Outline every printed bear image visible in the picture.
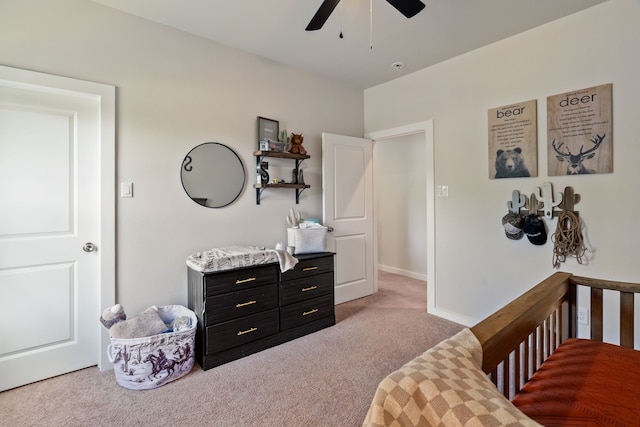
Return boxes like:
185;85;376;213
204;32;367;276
495;147;530;178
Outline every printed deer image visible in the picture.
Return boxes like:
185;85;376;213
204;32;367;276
552;134;605;175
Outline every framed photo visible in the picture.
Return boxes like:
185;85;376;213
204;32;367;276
257;116;279;149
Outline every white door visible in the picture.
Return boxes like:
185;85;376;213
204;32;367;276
0;66;115;391
322;133;375;304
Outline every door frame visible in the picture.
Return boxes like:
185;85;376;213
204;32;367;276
365;120;435;313
0;65;116;370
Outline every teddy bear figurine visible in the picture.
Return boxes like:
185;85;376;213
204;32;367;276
288;133;307;155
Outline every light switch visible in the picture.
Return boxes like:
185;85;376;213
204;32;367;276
437;185;449;197
121;182;133;198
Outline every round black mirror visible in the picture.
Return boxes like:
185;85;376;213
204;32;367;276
181;142;246;208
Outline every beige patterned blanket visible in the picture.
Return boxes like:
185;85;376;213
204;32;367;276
362;329;541;427
186;245;298;273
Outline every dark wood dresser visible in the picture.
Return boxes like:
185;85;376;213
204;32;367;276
187;252;335;370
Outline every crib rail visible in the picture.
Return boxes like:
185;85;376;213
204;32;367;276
569;275;638;348
471;272;640;399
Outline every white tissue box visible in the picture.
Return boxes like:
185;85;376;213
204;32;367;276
287;226;327;254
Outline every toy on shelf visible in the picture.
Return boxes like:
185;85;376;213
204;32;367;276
288;133;307;155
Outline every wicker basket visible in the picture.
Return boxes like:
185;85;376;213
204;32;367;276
287;226;327;254
106;305;197;390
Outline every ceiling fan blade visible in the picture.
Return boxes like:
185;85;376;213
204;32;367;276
385;0;425;18
306;0;341;31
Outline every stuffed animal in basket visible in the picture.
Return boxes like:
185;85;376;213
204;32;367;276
100;304;190;339
288;133;307;155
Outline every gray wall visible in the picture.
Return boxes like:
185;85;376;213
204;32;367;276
3;0;638;345
376;134;427;280
365;0;640;344
0;0;364;314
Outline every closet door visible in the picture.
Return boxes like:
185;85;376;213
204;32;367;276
0;66;115;391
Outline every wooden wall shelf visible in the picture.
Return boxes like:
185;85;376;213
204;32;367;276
254;150;310;204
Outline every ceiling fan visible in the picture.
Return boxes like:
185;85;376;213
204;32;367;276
306;0;426;31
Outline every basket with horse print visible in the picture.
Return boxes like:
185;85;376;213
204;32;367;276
107;305;197;390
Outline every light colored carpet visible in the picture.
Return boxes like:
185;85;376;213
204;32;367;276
0;271;463;427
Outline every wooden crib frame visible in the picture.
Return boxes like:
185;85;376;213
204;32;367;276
470;271;639;399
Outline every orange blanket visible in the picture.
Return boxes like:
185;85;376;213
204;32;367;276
512;338;640;426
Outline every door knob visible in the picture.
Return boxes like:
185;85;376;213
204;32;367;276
83;242;96;252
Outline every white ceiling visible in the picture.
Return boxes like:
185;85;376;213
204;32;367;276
92;0;608;89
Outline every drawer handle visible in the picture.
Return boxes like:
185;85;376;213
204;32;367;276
301;286;318;292
236;277;256;285
303;308;318;316
237;327;257;336
302;266;318;272
236;300;257;308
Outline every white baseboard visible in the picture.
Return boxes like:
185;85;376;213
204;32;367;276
378;264;477;326
428;307;477;328
377;264;426;282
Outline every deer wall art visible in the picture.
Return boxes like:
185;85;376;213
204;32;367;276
552;134;605;175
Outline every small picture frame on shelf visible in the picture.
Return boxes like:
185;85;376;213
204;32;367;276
257;116;279;151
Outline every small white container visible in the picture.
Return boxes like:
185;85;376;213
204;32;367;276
287;226;327;254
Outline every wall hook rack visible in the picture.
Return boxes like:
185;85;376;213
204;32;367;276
535;182;563;219
507;190;527;214
558;186;580;217
507;183;580;219
527;192;543;216
253;150;310;204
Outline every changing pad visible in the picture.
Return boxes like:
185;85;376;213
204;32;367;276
186;245;298;273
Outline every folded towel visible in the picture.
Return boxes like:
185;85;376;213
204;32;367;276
273;248;298;273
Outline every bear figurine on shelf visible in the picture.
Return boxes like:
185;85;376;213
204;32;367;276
288;133;307;155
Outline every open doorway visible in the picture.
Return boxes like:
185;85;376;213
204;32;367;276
375;133;427;281
366;121;435;312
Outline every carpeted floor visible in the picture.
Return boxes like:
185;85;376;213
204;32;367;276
0;271;463;427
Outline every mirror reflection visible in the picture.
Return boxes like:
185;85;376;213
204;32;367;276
181;142;246;208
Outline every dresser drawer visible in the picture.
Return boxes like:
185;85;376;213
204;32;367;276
205;265;277;296
280;254;333;281
205;284;277;326
280;293;334;331
205;308;279;354
279;272;333;306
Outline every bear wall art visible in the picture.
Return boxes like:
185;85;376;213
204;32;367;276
488;99;538;179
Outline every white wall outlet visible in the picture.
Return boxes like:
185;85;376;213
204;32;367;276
437;185;449;197
577;308;589;325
